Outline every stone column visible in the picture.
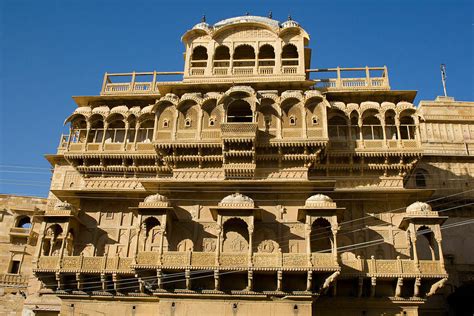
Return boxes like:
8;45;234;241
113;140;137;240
332;226;339;263
248;224;254;266
59;222;70;260
277;270;283;291
436;237;445;269
158;226;166;265
247;270;253;292
306;270;313;292
197;109;203;140
101;122;109;149
305;222;312;266
216;223;222;266
123;121;130;150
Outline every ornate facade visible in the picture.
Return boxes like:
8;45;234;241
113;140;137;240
4;15;473;315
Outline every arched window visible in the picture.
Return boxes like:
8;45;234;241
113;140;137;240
362;111;383;140
258;45;275;66
385;110;397;140
282;44;299;66
191;46;207;68
400;116;415;140
213;46;230;69
214;46;230;60
227;100;253;123
310;218;332;253
415;226;439;260
105;118;125;143
233;45;255;67
137;119;154;143
289;115;296;126
191;46;208;60
17;216;31;229
88;117;104;143
184;118;192;128
222;218;249;252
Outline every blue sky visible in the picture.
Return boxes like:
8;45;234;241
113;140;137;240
0;0;472;197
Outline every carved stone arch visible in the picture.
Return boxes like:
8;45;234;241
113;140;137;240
106;113;126;129
152;94;179;112
257;97;280;134
88;113;105;128
255;227;279;253
380;102;396;116
176;96;201;130
222;217;249;253
202;96;224;128
92;106;110;117
360;101;381;118
178;93;203;109
330;101;346;113
303;90;324;108
64;113;89;128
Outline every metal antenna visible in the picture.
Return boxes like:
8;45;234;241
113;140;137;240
440;64;447;97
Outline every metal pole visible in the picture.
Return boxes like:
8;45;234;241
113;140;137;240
440;64;447;97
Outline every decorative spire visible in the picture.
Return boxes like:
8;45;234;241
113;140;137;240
245;12;250;16
268;11;273;19
201;15;206;23
288;14;292;21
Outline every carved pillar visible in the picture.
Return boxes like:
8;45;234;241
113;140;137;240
113;273;120;294
134;215;142;263
197;109;203;140
172;111;178;141
301;105;307;138
35;221;47;265
380;117;387;146
395;117;402;145
84;121;91;148
101;273;108;292
214;269;220;291
413;277;421;297
370;277;376;297
159;225;166;265
395;277;403;297
358;118;363;144
305;222;312;266
277;270;283;292
436;237;445;269
123;121;130;150
185;269;191;290
247;270;253;291
331;226;339;263
357;277;363;297
248;224;254;266
55;272;62;291
157;269;163;290
101;122;109;148
59;222;70;259
410;227;419;267
76;273;83;291
216;220;222;265
277;110;282;139
306;270;313;292
133;121;140;149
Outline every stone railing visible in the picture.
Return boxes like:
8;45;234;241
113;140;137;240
221;123;258;140
36;256;133;272
340;257;445;276
312;253;336;267
101;71;184;95
310;66;390;91
220;253;247;267
9;227;31;237
0;273;29;287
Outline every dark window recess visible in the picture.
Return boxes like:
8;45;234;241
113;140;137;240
9;260;21;274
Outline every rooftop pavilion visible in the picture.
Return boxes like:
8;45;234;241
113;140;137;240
98;15;391;97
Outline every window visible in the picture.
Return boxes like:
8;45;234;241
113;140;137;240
9;260;21;274
17;217;31;229
415;171;427;188
312;116;318;125
106;212;114;220
289;115;296;126
264;115;272;128
184;118;192;128
209;117;215;126
163;120;169;128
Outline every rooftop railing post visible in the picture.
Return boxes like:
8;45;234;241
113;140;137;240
383;65;390;88
152;70;157;93
365;66;371;87
130;71;136;92
101;72;108;94
336;67;341;89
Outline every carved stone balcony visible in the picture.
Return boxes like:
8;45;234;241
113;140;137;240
0;273;29;288
221;123;258;141
34;256;133;273
9;227;31;238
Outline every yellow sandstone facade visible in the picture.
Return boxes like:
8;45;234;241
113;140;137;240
1;15;473;316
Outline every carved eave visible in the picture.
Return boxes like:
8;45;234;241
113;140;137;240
209;206;262;221
297;206;345;222
399;215;448;230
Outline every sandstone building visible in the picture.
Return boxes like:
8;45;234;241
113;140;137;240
2;15;473;316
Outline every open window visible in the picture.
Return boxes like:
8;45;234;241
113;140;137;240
227;100;253;123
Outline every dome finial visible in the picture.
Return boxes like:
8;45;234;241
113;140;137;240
288;14;292;21
268;11;273;19
245;12;250;16
201;15;206;23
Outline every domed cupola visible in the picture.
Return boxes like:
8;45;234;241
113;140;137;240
305;194;336;209
192;15;211;31
139;193;171;208
218;193;254;208
406;201;436;215
281;15;300;29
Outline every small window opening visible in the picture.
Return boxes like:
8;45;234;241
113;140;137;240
106;212;114;219
312;116;318;125
17;217;31;229
163;120;169;128
289;116;296;126
209;117;215;126
9;260;21;274
184;118;192;128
